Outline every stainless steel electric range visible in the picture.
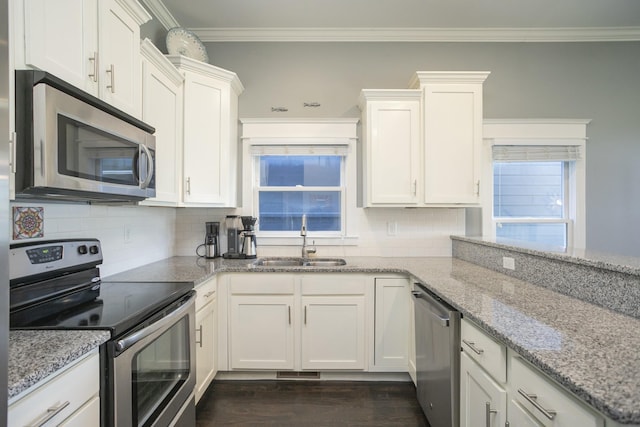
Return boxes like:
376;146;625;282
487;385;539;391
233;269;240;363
9;239;196;427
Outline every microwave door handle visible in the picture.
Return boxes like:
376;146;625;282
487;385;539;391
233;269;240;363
140;144;154;189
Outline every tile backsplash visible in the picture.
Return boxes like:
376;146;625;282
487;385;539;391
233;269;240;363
8;202;463;276
9;202;176;277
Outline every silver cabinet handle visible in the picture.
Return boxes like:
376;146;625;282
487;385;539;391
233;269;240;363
88;52;98;82
186;177;191;195
288;305;291;325
204;291;215;298
27;401;70;427
304;306;307;325
106;64;115;92
9;131;16;173
195;325;203;347
517;389;557;420
485;401;497;427
413;179;417;196
476;180;481;196
462;339;484;355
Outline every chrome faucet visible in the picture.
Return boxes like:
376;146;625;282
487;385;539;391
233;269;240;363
300;214;316;257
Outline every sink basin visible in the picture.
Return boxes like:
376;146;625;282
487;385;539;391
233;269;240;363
253;258;304;267
252;258;346;267
302;258;347;267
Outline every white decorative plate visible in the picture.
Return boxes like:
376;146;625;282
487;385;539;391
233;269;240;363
166;27;209;63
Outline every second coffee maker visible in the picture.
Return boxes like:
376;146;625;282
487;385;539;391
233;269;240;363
223;215;243;259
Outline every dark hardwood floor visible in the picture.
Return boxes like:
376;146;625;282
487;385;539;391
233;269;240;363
196;380;430;427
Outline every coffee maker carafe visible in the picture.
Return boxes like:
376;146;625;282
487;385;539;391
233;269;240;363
223;215;243;259
196;221;220;258
240;216;258;259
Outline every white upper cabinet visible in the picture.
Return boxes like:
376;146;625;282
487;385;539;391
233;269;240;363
168;56;244;207
410;71;489;205
14;0;150;117
361;72;489;207
359;90;422;207
139;39;183;206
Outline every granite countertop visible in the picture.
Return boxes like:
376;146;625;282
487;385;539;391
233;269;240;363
106;255;640;424
8;330;110;401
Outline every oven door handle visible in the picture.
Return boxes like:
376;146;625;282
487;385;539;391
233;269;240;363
115;292;195;353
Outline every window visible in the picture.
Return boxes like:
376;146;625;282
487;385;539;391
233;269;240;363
493;160;570;248
256;154;344;233
482;120;589;251
241;118;359;246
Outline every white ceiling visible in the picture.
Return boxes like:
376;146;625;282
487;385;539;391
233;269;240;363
147;0;640;42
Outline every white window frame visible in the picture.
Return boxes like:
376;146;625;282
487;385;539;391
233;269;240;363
482;119;589;250
240;118;359;246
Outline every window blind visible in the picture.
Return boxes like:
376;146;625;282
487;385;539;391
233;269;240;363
250;144;349;156
492;145;581;162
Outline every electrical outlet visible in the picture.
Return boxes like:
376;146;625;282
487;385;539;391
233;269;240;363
387;221;397;236
502;256;515;270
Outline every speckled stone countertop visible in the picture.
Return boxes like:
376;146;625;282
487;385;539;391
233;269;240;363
105;255;640;424
8;330;110;401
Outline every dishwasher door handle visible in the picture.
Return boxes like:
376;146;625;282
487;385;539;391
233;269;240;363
412;291;450;327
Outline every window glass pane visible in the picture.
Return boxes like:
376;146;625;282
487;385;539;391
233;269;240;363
497;222;567;248
258;191;341;231
493;162;564;218
260;156;341;187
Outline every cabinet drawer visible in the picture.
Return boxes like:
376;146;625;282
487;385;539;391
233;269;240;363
230;274;295;294
301;275;366;295
196;278;216;311
9;351;99;426
461;319;506;383
510;355;604;427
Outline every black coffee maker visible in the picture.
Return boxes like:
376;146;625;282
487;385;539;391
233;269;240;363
197;222;220;258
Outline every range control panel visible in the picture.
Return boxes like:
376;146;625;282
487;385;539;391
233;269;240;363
10;239;103;282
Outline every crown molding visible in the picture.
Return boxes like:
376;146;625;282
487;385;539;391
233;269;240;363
139;0;180;29
116;0;152;25
192;26;640;42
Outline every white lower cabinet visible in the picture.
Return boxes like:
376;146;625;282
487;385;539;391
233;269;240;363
461;318;606;427
373;277;411;371
224;273;370;372
195;278;217;402
460;351;506;427
8;350;100;427
229;294;295;370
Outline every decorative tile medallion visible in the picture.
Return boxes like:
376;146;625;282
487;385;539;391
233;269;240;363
13;207;44;240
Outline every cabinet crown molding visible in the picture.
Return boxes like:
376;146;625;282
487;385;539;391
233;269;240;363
409;71;491;88
115;0;152;25
140;39;184;86
359;89;422;109
167;55;244;94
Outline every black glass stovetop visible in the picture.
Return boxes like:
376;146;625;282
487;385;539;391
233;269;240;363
10;281;193;338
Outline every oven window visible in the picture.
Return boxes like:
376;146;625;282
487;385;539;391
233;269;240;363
132;316;190;427
58;115;140;185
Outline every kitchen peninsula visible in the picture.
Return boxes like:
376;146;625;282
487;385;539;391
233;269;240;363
9;238;640;426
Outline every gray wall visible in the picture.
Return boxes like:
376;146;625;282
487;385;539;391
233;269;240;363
201;41;640;256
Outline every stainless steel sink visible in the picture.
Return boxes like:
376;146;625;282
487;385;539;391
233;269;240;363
252;258;346;267
302;258;347;267
253;258;304;267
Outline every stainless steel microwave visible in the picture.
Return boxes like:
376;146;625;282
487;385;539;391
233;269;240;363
14;71;156;202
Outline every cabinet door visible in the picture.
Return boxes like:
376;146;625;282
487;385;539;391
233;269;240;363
195;300;216;403
423;83;482;204
182;72;229;205
374;278;410;369
229;295;294;370
460;352;506;427
140;48;183;206
98;0;142;117
21;0;99;95
366;99;420;205
300;296;365;370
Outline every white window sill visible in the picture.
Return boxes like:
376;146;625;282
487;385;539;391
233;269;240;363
254;235;359;246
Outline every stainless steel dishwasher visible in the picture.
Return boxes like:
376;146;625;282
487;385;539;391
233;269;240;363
412;283;461;427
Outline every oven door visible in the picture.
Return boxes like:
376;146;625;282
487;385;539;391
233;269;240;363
111;292;195;427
